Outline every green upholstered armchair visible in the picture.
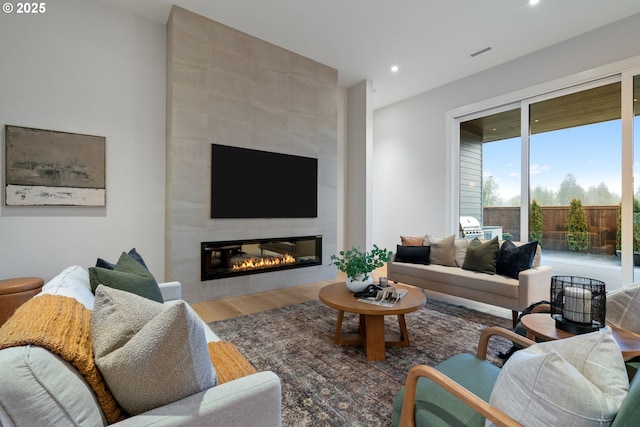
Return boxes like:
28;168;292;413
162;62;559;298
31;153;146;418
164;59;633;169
392;326;640;427
392;327;531;427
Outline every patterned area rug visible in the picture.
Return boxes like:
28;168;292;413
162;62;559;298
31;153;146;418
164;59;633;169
209;298;513;427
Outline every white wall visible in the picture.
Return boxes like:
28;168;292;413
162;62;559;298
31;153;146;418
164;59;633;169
0;0;166;281
346;80;374;251
372;12;640;253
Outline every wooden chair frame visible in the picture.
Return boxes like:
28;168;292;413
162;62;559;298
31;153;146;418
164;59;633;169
398;326;536;427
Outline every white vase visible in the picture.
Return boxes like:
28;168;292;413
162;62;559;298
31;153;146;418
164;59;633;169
346;275;373;293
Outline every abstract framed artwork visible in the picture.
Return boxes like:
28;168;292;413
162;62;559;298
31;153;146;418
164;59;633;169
4;125;106;206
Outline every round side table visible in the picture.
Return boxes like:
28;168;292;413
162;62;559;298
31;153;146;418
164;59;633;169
520;313;575;341
521;312;640;361
0;277;44;326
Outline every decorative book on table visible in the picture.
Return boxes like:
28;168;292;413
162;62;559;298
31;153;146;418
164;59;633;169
358;287;408;307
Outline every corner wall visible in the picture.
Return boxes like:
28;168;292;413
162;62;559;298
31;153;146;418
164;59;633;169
346;80;374;251
166;6;338;302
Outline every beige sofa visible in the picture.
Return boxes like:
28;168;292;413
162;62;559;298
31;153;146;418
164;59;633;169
0;265;282;427
387;236;552;326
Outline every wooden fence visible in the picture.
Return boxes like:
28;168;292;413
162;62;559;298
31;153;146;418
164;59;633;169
483;205;619;255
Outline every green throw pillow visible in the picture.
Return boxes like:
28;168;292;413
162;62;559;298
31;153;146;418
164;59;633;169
461;236;499;274
89;251;163;302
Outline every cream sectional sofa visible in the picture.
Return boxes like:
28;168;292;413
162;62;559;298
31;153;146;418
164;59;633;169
0;265;281;427
387;236;552;326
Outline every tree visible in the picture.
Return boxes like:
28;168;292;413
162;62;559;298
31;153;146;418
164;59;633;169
567;198;589;252
585;183;618;206
482;176;501;207
557;174;585;206
530;199;543;246
530;185;556;206
616;199;640;252
507;195;521;207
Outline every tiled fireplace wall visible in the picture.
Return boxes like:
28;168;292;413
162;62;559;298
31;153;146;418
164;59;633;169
166;6;338;303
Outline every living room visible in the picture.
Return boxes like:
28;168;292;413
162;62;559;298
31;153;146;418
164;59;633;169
2;0;640;425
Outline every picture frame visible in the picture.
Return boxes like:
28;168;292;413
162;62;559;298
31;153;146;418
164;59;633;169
4;125;106;206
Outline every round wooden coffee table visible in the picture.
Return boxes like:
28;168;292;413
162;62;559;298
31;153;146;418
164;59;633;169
521;313;640;361
319;282;426;360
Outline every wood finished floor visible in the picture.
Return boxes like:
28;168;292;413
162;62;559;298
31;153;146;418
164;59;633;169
191;269;370;323
190;278;335;323
191;266;511;324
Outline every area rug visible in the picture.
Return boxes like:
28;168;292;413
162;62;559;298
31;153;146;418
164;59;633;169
209;298;513;427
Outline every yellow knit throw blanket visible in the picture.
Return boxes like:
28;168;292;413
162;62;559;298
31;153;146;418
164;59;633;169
0;294;125;424
0;294;258;423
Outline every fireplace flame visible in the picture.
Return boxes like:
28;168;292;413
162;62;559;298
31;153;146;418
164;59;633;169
232;254;296;271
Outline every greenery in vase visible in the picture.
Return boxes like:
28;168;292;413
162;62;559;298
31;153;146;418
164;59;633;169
330;245;392;281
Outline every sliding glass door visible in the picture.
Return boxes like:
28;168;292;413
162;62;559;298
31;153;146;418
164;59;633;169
527;80;622;287
457;72;640;290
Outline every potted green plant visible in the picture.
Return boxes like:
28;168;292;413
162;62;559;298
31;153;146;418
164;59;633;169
567;198;589;252
330;245;392;292
529;199;543;246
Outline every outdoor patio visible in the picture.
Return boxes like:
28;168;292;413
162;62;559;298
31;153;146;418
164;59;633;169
541;250;640;291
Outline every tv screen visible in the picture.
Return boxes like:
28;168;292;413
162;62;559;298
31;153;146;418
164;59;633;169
211;144;318;218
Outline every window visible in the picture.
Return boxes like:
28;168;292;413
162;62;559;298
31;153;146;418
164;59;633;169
455;76;640;290
460;107;521;239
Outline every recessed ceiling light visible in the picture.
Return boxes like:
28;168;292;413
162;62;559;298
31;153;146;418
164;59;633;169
529;0;540;5
390;65;399;73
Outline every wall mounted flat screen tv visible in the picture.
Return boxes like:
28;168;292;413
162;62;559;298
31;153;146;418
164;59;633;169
211;144;318;218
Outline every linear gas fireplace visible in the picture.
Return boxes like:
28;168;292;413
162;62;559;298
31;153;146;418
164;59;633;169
201;235;322;281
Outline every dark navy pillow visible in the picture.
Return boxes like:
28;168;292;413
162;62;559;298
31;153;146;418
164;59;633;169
496;240;538;279
96;247;148;269
395;245;430;265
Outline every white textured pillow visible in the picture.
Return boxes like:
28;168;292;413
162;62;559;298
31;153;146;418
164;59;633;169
92;285;216;415
425;235;456;267
487;327;629;427
37;265;95;310
453;238;469;267
606;283;640;334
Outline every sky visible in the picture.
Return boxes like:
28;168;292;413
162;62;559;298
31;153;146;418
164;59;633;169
482;119;638;202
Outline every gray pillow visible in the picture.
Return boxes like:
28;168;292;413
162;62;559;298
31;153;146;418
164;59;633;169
92;285;216;416
606;283;640;334
0;346;105;426
487;327;629;427
453;238;469;267
425;235;456;267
